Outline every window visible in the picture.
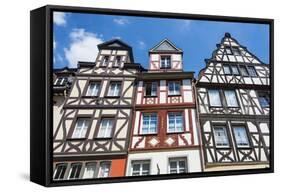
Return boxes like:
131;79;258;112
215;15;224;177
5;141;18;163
208;89;222;107
213;126;229;147
233;126;250;147
107;81;121;97
168;112;183;133
168;81;181;96
231;65;240;75
71;118;90;139
160;56;171;69
83;163;97;179
224;90;239;107
102;56;109;66
86;82;100;96
223;65;231;75
142;113;157;134
98;162;111;178
240;66;249;76
131;160;150;176
114;56;121;67
169;158;187;174
53;164;67;180
232;47;240;55
258;92;270;108
97;118;114;138
247;66;258;76
54;77;67;86
145;82;157;97
68;163;82;180
225;47;232;54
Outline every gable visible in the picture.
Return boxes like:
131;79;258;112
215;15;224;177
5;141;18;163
150;39;182;52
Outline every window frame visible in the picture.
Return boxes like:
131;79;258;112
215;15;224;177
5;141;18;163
97;161;111;178
257;91;270;108
84;81;101;97
53;163;68;180
239;65;249;76
82;162;98;179
144;81;158;97
140;113;158;135
223;64;231;75
106;81;122;97
207;89;222;108
160;55;172;69
223;89;240;108
247;66;258;77
101;55;110;67
168;81;181;96
131;160;151;176
224;46;233;55
68;117;91;140
232;125;251;148
168;157;188;174
96;117;115;139
67;163;83;180
213;124;230;148
167;112;184;133
113;55;122;68
232;47;241;56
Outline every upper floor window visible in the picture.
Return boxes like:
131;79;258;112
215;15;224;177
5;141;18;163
131;160;150;176
160;56;171;69
213;126;229;147
168;81;181;96
68;163;82;180
247;66;258;76
142;113;157;134
231;65;240;75
107;81;121;97
208;89;222;107
240;65;249;76
83;162;97;179
86;82;100;97
233;126;250;147
145;82;157;97
225;47;232;54
169;158;187;174
102;56;110;66
97;118;114;138
54;77;67;86
168;112;183;133
113;56;122;67
224;90;239;107
98;162;111;178
232;47;240;55
223;65;240;75
71;118;90;139
258;91;270;108
53;163;67;180
223;65;231;75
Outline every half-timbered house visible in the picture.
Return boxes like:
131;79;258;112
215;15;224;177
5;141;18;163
126;39;202;176
196;33;270;171
53;39;143;180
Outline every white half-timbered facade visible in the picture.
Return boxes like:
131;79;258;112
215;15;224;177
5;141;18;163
127;39;202;176
53;39;144;180
196;33;270;171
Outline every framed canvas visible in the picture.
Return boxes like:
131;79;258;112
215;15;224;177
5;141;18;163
30;5;274;187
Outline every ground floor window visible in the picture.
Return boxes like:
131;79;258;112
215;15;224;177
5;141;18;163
131;160;150;176
169;157;187;174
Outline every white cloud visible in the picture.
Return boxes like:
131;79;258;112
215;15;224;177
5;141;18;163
113;18;129;25
180;20;192;31
138;41;146;50
64;28;103;68
54;12;67;26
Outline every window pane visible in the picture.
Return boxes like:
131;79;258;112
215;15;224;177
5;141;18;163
98;162;110;178
108;82;121;96
168;113;183;133
132;161;150;176
168;82;180;95
223;65;231;75
83;163;96;179
233;126;249;147
224;90;239;107
231;66;239;75
72;118;89;138
53;164;67;180
240;66;249;76
208;90;222;107
232;47;240;55
68;163;82;179
87;82;100;96
161;56;171;68
151;82;157;96
248;66;257;76
214;126;229;147
142;113;157;134
258;92;270;108
169;158;187;174
225;47;232;54
98;119;113;138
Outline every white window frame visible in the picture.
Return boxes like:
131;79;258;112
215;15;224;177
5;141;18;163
83;162;97;179
54;77;67;85
224;90;239;107
131;160;150;176
167;112;184;133
160;55;171;68
86;82;101;97
72;118;90;139
168;157;187;174
102;55;110;66
107;82;121;97
114;55;122;67
141;113;158;134
213;126;230;147
208;89;222;107
233;126;250;148
168;81;181;96
97;118;114;138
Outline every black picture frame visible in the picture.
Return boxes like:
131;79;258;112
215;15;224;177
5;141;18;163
30;4;274;187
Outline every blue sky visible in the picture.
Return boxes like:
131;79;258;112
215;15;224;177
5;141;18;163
53;11;269;77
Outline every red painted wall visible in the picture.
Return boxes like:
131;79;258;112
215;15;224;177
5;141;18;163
109;158;127;177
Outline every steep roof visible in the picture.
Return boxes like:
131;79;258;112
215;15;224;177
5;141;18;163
149;39;183;53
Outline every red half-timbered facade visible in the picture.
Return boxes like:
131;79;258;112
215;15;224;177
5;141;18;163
126;39;202;176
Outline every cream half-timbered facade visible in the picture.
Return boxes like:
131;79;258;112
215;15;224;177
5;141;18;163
127;39;202;176
53;39;143;180
196;33;270;171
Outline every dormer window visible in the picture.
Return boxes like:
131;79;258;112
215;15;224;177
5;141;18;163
102;56;109;67
113;56;121;67
232;47;240;56
160;56;171;69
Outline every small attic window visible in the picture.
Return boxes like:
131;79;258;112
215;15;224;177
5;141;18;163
160;56;171;69
101;56;109;67
232;47;240;56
